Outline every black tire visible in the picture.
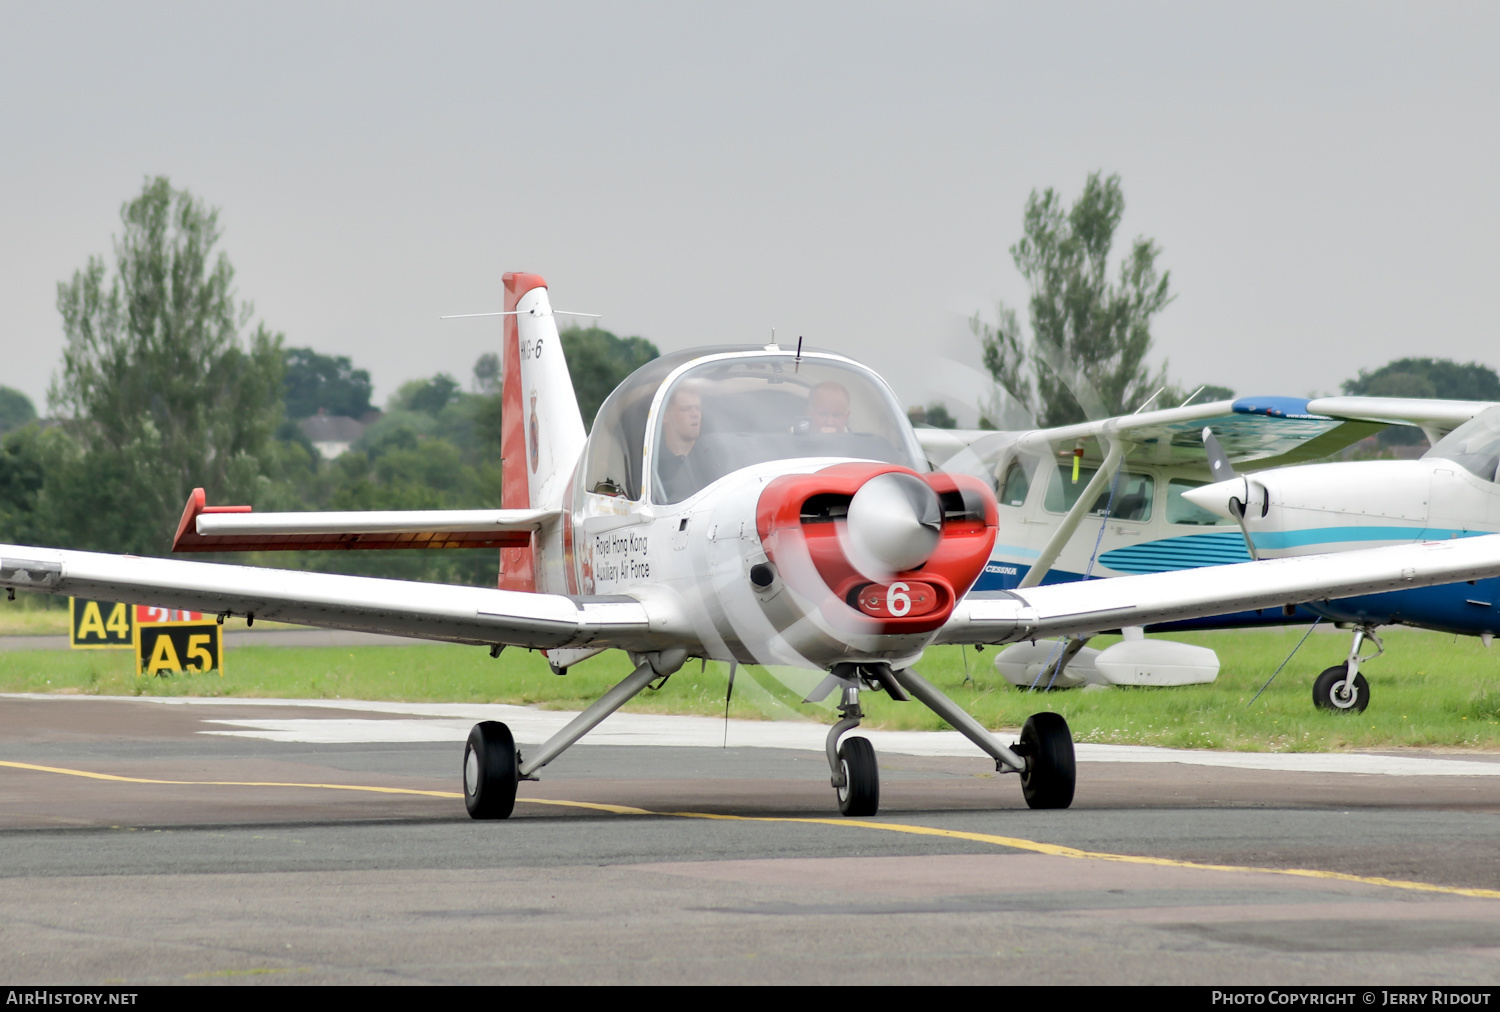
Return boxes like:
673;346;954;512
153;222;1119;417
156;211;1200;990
1312;664;1369;713
463;721;519;820
1020;711;1076;810
836;736;879;817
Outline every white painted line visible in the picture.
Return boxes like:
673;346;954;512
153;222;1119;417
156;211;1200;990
7;693;1500;777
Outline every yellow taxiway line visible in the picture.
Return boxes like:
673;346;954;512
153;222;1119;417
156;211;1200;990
7;759;1500;901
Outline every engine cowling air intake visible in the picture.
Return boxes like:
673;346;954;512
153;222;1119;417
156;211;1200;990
756;462;997;634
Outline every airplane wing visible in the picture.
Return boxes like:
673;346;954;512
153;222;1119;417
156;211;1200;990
171;488;562;552
1304;396;1497;440
937;534;1500;645
0;544;652;651
920;397;1385;474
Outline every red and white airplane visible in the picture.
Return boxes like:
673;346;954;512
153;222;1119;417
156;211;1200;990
7;272;1500;819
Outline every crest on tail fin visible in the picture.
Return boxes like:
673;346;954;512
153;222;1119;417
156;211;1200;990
499;272;587;591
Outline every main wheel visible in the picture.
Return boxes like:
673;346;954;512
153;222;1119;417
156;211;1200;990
835;736;879;817
1020;712;1076;810
464;721;519;819
1312;664;1369;713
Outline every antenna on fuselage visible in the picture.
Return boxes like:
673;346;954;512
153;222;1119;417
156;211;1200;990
439;310;602;320
795;335;803;373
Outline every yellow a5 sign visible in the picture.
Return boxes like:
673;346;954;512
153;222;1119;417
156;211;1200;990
135;620;223;676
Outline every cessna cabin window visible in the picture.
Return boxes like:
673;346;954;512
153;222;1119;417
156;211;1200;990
1424;406;1500;483
648;355;924;504
999;461;1032;507
1044;465;1155;522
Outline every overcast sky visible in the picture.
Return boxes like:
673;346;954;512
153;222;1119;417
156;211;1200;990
3;1;1497;423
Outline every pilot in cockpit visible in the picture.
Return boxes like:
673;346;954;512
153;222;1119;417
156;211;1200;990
795;381;851;435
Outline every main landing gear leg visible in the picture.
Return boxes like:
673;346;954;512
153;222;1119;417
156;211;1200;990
462;648;688;820
1313;625;1380;714
891;666;1075;810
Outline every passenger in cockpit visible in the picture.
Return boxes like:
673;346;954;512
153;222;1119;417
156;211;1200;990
656;384;710;501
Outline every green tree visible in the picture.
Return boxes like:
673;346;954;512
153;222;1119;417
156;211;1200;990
45;176;285;554
392;374;461;415
1194;384;1235;402
1343;358;1500;447
1342;358;1500;401
908;403;957;428
0;425;49;544
472;352;500;393
560;326;660;428
973;172;1175;427
283;347;374;419
0;387;36;434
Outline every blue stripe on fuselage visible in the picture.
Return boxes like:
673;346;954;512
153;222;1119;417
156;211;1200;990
1250;526;1486;551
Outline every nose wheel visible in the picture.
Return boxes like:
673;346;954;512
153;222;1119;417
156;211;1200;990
835;737;879;816
825;680;883;817
1313;664;1369;713
1313;625;1380;713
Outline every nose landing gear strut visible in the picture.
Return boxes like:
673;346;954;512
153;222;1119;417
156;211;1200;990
1313;624;1381;713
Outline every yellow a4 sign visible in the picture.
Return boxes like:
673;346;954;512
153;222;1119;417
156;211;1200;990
136;620;224;676
69;597;134;648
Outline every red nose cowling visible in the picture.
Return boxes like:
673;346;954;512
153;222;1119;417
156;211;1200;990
756;462;998;635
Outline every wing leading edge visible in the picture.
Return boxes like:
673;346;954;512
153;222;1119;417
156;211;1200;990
939;534;1500;645
0;545;651;651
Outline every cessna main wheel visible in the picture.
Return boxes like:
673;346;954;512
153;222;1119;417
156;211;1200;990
836;736;879;817
464;721;519;819
1312;664;1369;713
1020;712;1076;810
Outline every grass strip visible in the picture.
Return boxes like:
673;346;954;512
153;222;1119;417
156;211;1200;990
1;626;1498;752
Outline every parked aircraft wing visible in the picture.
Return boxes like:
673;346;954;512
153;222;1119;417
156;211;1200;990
0;545;653;651
922;397;1384;474
1304;396;1497;437
937;533;1500;645
171;488;562;552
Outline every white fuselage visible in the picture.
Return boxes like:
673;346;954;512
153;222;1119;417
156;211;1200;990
534;458;937;670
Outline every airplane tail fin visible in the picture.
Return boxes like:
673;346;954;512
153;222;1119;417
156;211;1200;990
499;272;586;590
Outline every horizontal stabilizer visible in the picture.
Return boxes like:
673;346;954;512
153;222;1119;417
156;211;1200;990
171;488;560;553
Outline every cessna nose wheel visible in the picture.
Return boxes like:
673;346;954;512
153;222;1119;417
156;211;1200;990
1312;664;1370;713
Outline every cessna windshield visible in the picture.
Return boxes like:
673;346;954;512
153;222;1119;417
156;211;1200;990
644;354;925;504
1424;406;1500;482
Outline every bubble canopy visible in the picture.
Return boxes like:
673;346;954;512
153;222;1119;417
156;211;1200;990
579;347;926;504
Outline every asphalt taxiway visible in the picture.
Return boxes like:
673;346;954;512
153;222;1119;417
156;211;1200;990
2;693;1499;985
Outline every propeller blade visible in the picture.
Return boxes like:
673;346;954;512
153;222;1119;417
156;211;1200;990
1202;427;1237;482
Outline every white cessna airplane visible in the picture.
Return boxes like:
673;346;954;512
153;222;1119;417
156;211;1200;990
916;395;1389;689
6;273;1500;820
1184;397;1500;712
